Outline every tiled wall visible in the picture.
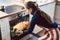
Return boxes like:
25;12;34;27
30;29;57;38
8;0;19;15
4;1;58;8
39;2;56;22
5;5;22;13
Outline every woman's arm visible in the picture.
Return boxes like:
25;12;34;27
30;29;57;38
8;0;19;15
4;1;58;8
23;15;37;34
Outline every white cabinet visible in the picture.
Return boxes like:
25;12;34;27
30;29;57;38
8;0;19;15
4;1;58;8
0;11;11;40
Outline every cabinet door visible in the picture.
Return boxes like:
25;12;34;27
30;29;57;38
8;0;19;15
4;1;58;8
55;5;60;24
0;29;2;40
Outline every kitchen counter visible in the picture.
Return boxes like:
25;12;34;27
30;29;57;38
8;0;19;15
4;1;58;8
0;9;26;19
0;11;8;19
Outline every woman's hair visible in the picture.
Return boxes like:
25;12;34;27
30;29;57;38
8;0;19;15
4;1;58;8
26;1;38;13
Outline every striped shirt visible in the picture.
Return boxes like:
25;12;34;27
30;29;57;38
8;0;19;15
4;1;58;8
39;28;60;40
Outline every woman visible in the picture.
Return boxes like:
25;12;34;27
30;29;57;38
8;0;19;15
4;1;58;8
23;1;60;40
13;1;59;40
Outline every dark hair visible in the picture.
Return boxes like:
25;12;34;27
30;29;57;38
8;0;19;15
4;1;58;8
26;1;38;13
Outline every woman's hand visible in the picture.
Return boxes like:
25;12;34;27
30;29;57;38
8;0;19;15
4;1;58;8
15;30;23;36
15;30;23;34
